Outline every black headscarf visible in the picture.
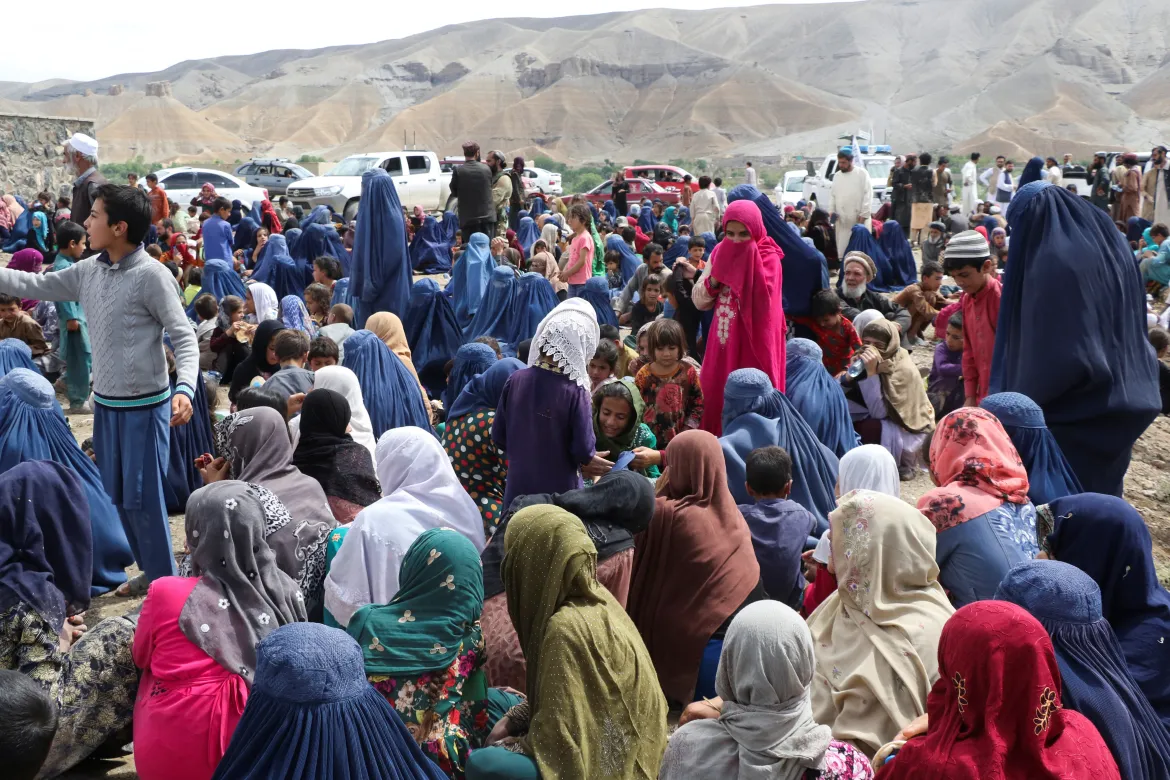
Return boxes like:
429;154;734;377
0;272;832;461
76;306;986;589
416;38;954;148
480;470;654;599
291;389;381;509
228;319;286;403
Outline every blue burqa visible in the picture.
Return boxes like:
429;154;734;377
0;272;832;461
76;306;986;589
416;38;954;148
446;358;526;422
405;279;462;399
463;266;517;343
443;343;497;411
409;216;452;274
258;234;306;303
163;364;215;514
838;224;898;293
580;276;618;327
995;560;1170;780
441;212;459;245
188;259;247;318
876;220;917;287
0;338;37;376
516;216;540;258
601;200;617;223
678;206;691;227
784;339;859;459
605;235;641;285
728;184;828;315
300;204;330;230
718;368;839;527
662;236;690;268
341;330;431;438
209;623;448;780
638;199;657;234
507;273;558;347
280;295;315;335
283;227;303;258
447;233;496;328
1042;493;1170;729
297;223;350;280
1018;156;1046;188
989;182;1160;496
0;369;132;594
349;170;411;328
233;217;259;255
530;198;548;218
980;392;1082;505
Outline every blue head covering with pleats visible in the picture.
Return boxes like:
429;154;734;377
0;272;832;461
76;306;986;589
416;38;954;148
348;170;411;326
188;259;247;318
638;199;657;234
447;233;496;328
259;234;307;303
405;279;462;399
409;215;452;274
300;205;330;231
979;392;1082;505
443;342;497;411
162;342;216;514
662;236;690;268
297;225;348;288
995;560;1170;779
210;622;447;780
990;182;1159;496
0;339;36;376
516;216;540;259
441;212;459;244
876;220;917;287
728;184;828;315
530;198;548;217
508;272;558;347
1018;156;1046;188
605;235;640;285
463;266;517;344
341;330;431;438
837;224;897;293
580;276;618;327
602;200;617;222
0;369;132;595
280;295;315;335
446;358;525;422
718;368;839;525
233;217;259;255
784;339;859;459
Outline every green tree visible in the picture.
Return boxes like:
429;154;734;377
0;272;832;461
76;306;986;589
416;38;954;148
297;154;326;163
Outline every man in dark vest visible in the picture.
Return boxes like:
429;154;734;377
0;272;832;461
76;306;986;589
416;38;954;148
64;132;108;256
448;141;495;241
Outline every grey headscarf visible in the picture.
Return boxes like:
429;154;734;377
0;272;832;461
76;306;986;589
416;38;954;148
660;600;833;780
179;481;307;683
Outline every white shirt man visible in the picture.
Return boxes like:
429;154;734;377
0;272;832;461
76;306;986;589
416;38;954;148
829;152;872;256
744;163;758;187
1046;161;1063;188
961;156;979;216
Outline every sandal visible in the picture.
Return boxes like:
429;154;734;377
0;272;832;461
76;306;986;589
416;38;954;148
115;574;150;598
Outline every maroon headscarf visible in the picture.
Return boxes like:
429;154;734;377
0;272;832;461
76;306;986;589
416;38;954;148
8;249;44;311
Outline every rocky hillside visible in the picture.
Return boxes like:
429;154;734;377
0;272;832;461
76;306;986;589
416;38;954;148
2;0;1169;163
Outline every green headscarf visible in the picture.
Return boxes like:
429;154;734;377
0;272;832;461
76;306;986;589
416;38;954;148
503;505;669;778
663;205;678;233
592;377;646;454
591;221;605;276
347;527;484;678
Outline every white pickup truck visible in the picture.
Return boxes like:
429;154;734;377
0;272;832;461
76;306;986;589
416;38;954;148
286;151;451;222
803;146;897;214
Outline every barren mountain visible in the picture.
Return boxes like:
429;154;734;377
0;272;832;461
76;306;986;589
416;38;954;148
4;0;1170;164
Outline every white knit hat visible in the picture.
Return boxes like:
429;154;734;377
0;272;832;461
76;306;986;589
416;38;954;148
945;230;991;261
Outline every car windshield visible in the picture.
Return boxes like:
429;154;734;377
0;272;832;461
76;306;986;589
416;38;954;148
863;160;893;184
326;157;379;177
785;177;805;192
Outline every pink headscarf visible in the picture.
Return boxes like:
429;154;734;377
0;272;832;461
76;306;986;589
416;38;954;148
8;248;44;311
698;200;787;433
0;195;19;230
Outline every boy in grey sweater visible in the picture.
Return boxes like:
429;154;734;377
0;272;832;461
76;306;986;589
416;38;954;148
0;183;199;591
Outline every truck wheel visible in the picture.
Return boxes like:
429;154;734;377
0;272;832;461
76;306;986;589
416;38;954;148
343;199;360;223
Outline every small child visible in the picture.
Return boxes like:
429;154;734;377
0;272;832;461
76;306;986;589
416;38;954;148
303;283;332;328
604;250;624;291
944;230;1000;405
312;255;344;305
193;293;219;372
145;244;163;260
928;312;965;420
0;669;58;780
183;266;204;307
892;260;949;343
559;203;594;296
1149;326;1170;415
308;335;340;371
263;329;314;399
625;322;653;376
202;197;235;262
588;340;619;392
628;273;664;335
634;318;703;446
0;293;48;357
50;221;92;411
599;323;638;378
209;294;248;378
797;289;860;376
739;446;820;611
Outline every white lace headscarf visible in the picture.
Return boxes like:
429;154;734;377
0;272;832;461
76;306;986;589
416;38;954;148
527;298;600;391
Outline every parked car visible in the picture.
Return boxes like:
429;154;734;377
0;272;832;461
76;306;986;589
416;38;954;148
286;151;448;222
522;167;563;196
622;165;698;197
151;167;268;210
578;178;680;208
233;159;314;196
775;171;807;207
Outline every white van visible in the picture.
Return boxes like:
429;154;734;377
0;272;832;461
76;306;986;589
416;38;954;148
286;151;449;222
803;145;897;214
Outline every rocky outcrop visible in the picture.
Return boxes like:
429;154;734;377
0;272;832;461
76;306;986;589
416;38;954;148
108;84;124;96
145;81;172;97
0;114;96;197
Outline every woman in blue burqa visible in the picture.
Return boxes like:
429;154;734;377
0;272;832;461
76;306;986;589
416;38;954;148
341;330;431;438
0;368;133;594
348;169;412;328
295;222;351;281
252;233;305;303
409;215;453;274
989;181;1160;496
464;265;518;345
405;278;462;398
784;338;859;459
447;232;496;329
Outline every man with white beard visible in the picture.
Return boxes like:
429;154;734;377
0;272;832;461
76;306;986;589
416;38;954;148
838;252;911;338
64;132;107;256
829;148;872;260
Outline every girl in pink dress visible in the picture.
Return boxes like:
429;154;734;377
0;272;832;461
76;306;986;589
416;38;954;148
697;200;786;434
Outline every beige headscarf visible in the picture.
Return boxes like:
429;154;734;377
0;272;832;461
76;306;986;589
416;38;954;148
364;312;433;423
807;489;953;756
862;318;935;434
0;195;23;230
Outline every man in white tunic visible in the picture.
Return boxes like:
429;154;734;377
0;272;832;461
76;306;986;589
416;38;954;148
829;148;872;257
689;175;720;236
961;153;980;217
1143;144;1170;226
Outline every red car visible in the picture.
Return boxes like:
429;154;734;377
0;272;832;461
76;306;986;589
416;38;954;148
578;178;680;208
622;165;699;196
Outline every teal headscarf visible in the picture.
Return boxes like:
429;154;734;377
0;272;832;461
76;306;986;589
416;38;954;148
662;205;678;233
347;527;484;677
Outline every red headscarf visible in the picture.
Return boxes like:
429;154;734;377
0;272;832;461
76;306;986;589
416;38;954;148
627;430;760;704
168;233;195;269
917;407;1030;532
505;229;524;260
881;601;1121;780
198;183;217;204
260;200;282;234
974;225;989;241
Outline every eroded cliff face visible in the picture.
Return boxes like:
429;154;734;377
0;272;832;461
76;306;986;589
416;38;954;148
5;0;1170;163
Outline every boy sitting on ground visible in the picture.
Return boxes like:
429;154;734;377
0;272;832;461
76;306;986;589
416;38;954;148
892;260;951;344
928;312;965;420
308;335;340;371
193;293;218;372
0;293;49;357
263;329;314;399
